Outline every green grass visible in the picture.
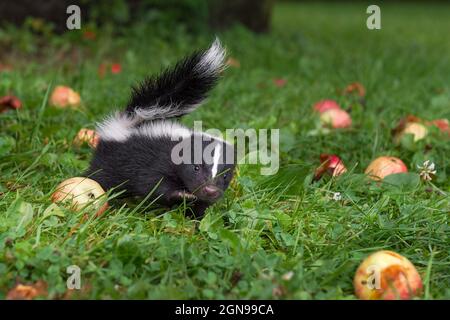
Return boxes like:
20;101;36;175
0;2;449;299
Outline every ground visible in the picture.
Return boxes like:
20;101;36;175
0;2;449;299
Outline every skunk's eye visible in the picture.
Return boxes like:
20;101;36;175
194;165;200;172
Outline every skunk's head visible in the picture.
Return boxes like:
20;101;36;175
175;135;235;203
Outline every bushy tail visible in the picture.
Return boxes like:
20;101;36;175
126;38;226;121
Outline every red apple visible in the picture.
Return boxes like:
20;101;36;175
354;250;423;300
50;86;81;108
73;129;99;148
320;108;352;129
314;154;347;180
313;99;341;113
365;156;408;181
51;177;108;217
111;63;122;74
429;119;450;135
0;95;22;113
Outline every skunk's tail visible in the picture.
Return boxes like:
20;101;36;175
126;38;226;121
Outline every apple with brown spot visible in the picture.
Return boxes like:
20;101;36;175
51;177;108;217
365;156;407;181
354;250;423;300
50;85;81;108
320;108;352;129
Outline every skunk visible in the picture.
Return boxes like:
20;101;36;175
85;39;235;217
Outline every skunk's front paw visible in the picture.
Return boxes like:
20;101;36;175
170;190;197;202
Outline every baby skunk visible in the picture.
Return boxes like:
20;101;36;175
85;39;235;217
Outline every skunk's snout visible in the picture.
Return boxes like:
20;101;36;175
198;185;222;201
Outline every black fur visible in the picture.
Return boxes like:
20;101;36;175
126;48;222;119
86;41;234;217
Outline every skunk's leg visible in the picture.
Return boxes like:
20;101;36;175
190;201;210;218
168;190;197;202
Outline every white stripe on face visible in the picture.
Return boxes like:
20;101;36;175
211;143;221;178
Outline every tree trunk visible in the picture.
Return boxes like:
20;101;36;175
208;0;275;33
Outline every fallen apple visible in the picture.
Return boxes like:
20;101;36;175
83;30;96;40
273;78;287;87
313;99;341;113
365;156;408;181
314;154;347;180
0;95;22;113
50;85;81;108
51;177;108;217
320;108;352;129
395;122;428;142
111;63;122;74
73;129;99;148
6;280;47;300
343;82;366;97
430;118;450;135
354;250;423;300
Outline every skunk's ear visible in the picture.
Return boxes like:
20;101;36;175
126;38;227;121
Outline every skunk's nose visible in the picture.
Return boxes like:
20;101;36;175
202;185;221;199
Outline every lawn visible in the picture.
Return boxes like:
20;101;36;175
0;2;449;299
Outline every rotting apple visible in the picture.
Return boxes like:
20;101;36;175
313;99;341;113
6;280;48;300
50;85;81;108
320;108;352;129
365;156;408;181
343;82;366;97
73;129;99;148
51;177;108;217
354;250;423;300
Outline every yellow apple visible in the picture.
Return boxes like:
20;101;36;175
51;177;108;217
365;156;408;181
396;122;428;142
354;250;423;300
